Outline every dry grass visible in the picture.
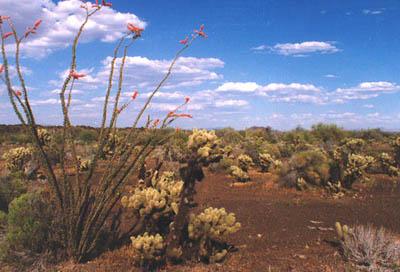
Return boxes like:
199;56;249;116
340;224;400;271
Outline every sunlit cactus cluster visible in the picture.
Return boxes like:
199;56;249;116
130;232;165;266
237;154;253;172
259;152;282;172
378;152;399;177
332;138;374;189
393;136;400;166
229;165;250;182
3;147;33;172
343;154;374;186
188;129;222;162
188;207;241;262
335;221;350;241
102;132;124;157
77;156;91;172
121;171;183;217
37;128;52;146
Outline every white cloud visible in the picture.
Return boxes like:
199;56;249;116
363;9;384;15
216;82;260;92
324;74;338;78
259;83;320;93
1;0;146;58
335;81;400;101
95;56;224;91
252;41;340;56
215;99;249;108
363;104;374;109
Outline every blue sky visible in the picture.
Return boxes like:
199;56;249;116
1;0;400;130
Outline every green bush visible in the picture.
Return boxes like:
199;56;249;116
77;129;98;143
279;149;330;189
0;174;27;212
5;191;52;254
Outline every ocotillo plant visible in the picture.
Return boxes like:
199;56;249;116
0;1;205;262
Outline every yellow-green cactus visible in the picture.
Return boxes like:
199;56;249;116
187;129;222;163
3;147;33;172
378;152;399;177
188;207;240;262
121;171;183;216
37;128;52;146
259;153;281;172
237;154;253;172
130;232;165;265
343;154;374;186
229;165;250;182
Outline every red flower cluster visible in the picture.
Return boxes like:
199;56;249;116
70;70;86;80
179;36;189;45
92;0;112;8
152;119;160;128
14;90;22;97
0;15;10;23
195;24;207;38
127;23;144;36
131;90;139;100
24;19;42;38
0;64;4;74
2;32;13;39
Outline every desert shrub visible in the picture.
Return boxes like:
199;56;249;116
188;207;241;263
2;147;33;173
311;123;346;144
216;128;243;145
77;129;98;143
229;165;250;182
279;149;330;189
0;174;27;212
335;223;400;271
258;153;282;172
4;191;53;255
130;232;165;268
0;211;7;227
237;154;253;172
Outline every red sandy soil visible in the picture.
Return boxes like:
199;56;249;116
50;171;400;272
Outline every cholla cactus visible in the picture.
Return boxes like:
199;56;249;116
77;156;91;172
342;138;365;153
187;129;222;163
3;147;33;172
130;232;165;266
259;153;281;172
229;165;250;182
378;153;399;177
188;207;241;262
343;154;374;188
37;128;52;146
102;132;124;157
335;221;350;241
237;154;253;172
392;137;400;166
296;177;308;191
121;171;183;217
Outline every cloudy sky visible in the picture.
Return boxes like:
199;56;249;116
1;0;400;130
